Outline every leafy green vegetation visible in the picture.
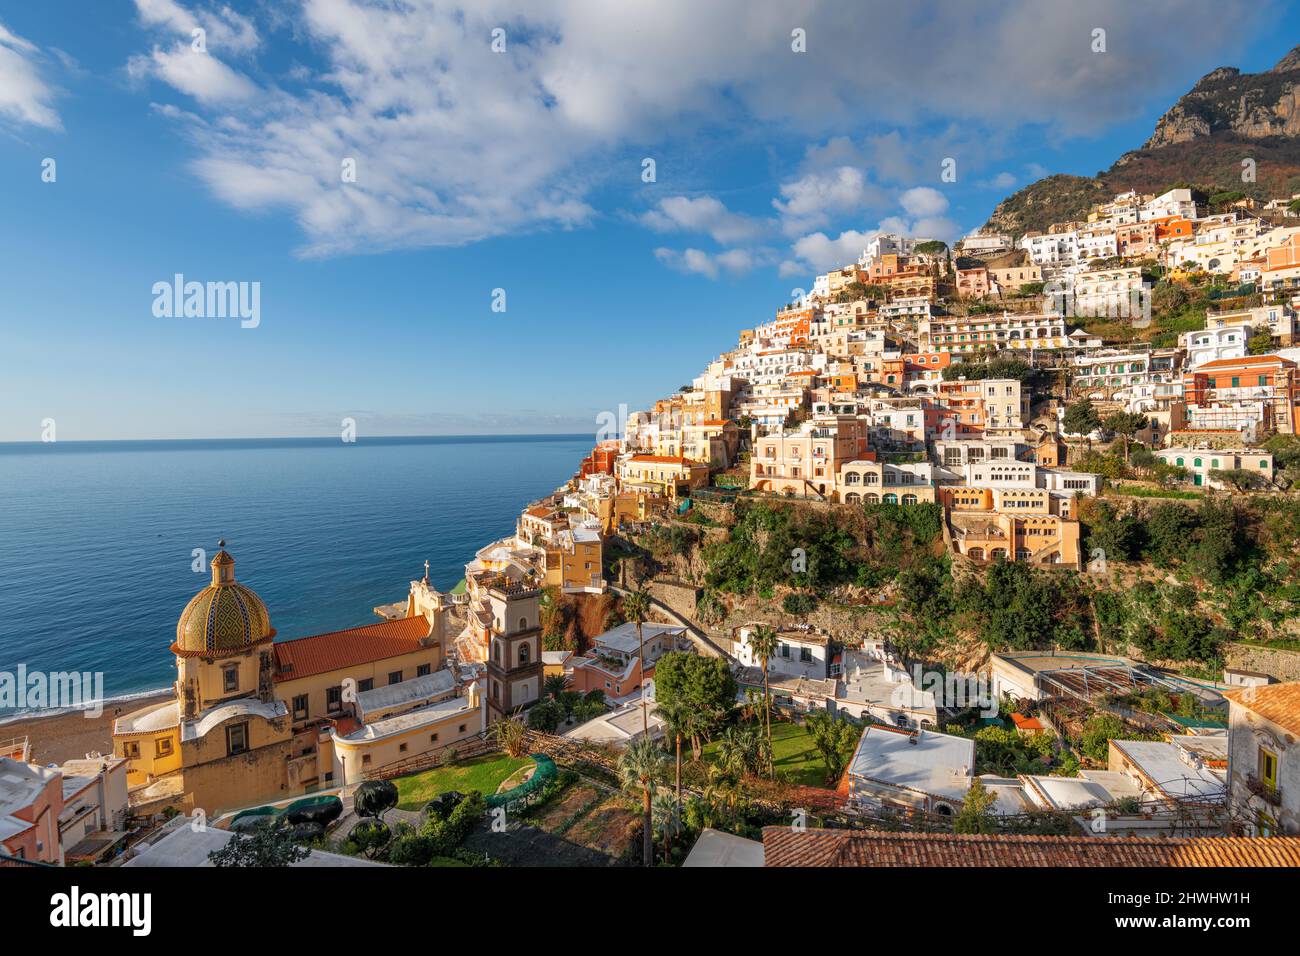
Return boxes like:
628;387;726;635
393;753;531;810
702;719;834;788
701;500;943;598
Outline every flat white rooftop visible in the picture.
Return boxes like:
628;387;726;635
848;726;974;802
1111;739;1227;803
595;622;687;656
683;827;764;867
564;698;664;748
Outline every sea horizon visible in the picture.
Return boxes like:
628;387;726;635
0;432;592;450
0;431;595;716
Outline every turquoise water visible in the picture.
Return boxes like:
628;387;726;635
0;435;590;712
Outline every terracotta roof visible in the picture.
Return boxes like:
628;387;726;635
1194;354;1293;370
1222;681;1300;735
1011;712;1045;732
273;616;432;682
761;829;1300;867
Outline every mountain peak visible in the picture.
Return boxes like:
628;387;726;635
983;47;1300;237
1271;44;1300;74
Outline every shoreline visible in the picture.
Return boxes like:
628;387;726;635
5;450;582;769
1;692;173;766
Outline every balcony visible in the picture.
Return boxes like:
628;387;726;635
1245;774;1282;807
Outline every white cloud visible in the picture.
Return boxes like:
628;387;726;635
654;245;765;280
782;186;960;278
124;0;1258;257
129;46;258;103
0;20;61;130
641;196;764;245
788;229;880;274
899;186;949;219
979;171;1017;190
773;166;881;236
133;0;259;53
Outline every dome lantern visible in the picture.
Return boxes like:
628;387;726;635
173;542;275;658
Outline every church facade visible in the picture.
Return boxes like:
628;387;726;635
112;545;484;816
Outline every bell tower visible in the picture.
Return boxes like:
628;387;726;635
484;577;544;721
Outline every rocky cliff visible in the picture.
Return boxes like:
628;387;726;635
984;45;1300;237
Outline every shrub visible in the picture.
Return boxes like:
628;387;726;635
354;780;398;819
782;592;817;617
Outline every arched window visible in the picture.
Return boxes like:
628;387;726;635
845;492;861;504
519;643;530;666
1193;458;1202;468
865;494;880;504
845;472;861;486
902;494;917;506
883;493;898;504
519;617;528;631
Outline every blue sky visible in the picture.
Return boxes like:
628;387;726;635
1;0;1297;441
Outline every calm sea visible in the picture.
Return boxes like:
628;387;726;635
0;435;591;716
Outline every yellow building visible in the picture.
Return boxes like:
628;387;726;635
617;454;709;500
544;525;604;593
112;545;484;816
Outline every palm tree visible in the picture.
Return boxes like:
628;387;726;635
490;714;528;758
657;698;702;810
622;589;652;734
714;724;760;779
543;673;569;699
619;736;668;866
746;624;779;778
651;791;683;862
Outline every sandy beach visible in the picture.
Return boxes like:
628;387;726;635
0;693;172;765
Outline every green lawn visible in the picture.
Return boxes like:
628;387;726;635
702;720;833;788
393;753;531;811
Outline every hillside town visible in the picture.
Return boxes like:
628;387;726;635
6;183;1300;871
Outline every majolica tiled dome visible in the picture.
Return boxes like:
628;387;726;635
173;543;274;657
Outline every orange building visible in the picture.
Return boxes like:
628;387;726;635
1153;216;1194;242
0;759;64;863
579;440;621;478
1183;354;1300;434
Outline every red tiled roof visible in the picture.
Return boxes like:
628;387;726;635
1193;354;1292;370
761;829;1300;867
1011;712;1045;731
1222;681;1300;736
273;616;432;682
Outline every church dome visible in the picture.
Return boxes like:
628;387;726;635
173;543;275;658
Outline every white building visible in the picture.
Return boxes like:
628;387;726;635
1153;447;1274;489
1140;187;1198;222
846;725;974;816
734;625;833;681
1182;326;1248;368
1223;681;1300;836
834;650;938;729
